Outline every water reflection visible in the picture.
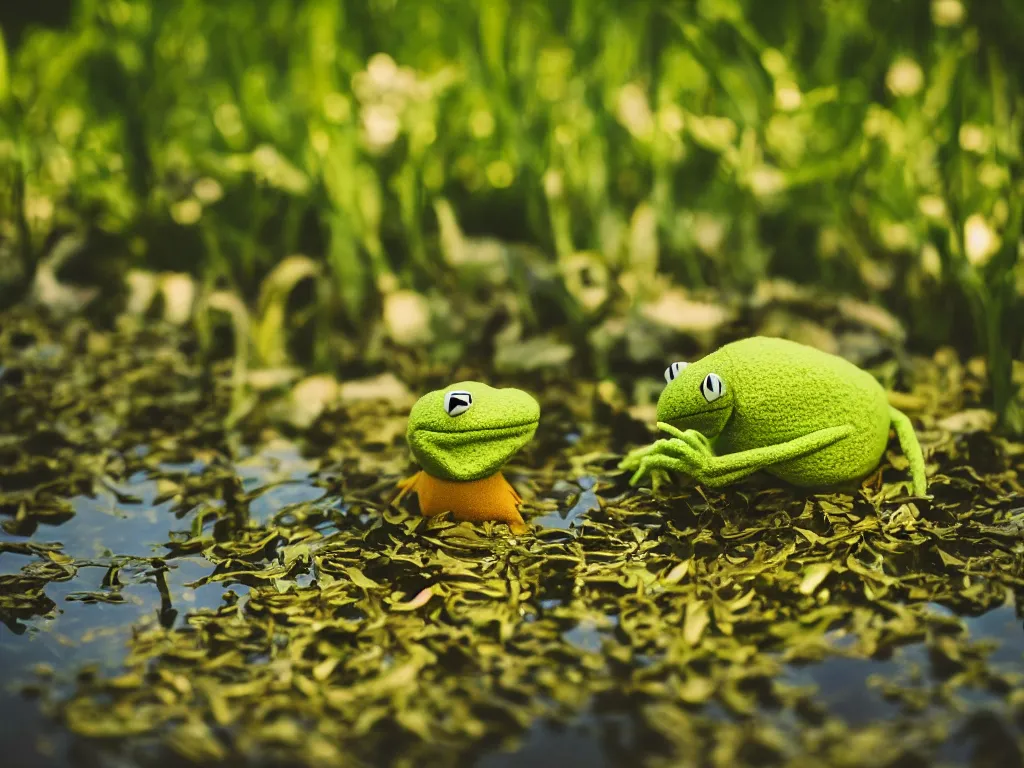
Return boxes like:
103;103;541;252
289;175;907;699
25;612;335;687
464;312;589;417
0;445;299;767
2;437;1023;768
63;487;174;560
781;647;923;725
477;701;645;768
964;605;1024;666
477;718;615;768
532;477;600;530
248;482;325;525
562;614;620;654
477;601;1024;766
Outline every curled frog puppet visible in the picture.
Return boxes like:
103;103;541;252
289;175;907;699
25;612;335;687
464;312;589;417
395;381;540;534
620;337;928;496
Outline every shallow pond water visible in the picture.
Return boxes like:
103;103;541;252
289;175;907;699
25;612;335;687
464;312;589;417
3;448;1024;767
2;315;1024;767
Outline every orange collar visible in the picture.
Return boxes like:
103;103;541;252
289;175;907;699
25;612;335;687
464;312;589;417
395;470;527;533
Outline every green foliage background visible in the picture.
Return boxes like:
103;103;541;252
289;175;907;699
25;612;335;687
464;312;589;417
0;0;1022;425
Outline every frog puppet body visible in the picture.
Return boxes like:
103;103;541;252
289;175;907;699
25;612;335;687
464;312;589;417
620;337;928;496
395;381;540;534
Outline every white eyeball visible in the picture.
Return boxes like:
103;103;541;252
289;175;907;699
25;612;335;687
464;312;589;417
700;373;725;402
664;361;689;383
444;390;473;417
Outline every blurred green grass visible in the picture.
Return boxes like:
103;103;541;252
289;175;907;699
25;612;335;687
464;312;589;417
0;0;1022;429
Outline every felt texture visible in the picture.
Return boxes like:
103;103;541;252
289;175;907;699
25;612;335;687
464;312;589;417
621;336;928;495
395;470;528;534
406;381;540;482
398;380;539;533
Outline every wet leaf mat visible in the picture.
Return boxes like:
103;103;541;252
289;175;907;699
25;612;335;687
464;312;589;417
2;311;1024;767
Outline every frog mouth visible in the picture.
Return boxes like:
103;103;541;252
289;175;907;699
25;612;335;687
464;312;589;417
414;420;539;439
663;404;731;424
409;419;540;481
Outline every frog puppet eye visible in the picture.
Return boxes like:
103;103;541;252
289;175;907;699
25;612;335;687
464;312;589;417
700;373;725;403
664;361;689;383
444;390;473;417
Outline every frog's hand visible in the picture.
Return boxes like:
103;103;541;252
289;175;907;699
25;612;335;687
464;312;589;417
633;454;753;488
888;406;928;496
656;423;713;454
640;424;856;488
626;438;706;486
614;442;671;473
619;443;656;471
619;431;709;474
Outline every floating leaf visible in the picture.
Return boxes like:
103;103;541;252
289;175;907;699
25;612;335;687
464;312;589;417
391;586;435;612
798;562;832;595
683;599;710;645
